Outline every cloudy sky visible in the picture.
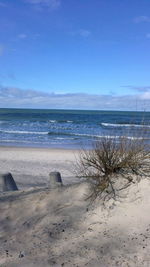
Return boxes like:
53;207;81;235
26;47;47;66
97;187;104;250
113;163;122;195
0;0;150;110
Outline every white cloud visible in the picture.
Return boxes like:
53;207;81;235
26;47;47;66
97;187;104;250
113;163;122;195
140;92;150;100
127;86;150;100
134;16;150;23
25;0;61;9
122;85;150;92
18;34;27;39
0;86;150;111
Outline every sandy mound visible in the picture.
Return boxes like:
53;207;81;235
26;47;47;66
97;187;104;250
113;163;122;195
0;179;150;267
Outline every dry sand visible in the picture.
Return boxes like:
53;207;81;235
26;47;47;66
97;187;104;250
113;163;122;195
0;146;150;267
0;146;79;189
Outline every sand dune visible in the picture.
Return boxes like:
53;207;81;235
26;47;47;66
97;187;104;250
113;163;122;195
0;146;150;266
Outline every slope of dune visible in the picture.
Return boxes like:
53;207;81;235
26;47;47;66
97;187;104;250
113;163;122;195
1;178;150;267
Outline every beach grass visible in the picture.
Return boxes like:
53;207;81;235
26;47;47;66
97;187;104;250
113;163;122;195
77;132;150;201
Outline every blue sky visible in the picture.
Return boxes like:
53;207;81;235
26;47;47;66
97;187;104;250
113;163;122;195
0;0;150;110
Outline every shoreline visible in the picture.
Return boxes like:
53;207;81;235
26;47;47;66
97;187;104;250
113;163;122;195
0;144;81;152
0;142;83;151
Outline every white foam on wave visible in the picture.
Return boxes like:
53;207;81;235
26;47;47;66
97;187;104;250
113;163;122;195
55;137;75;140
0;139;44;144
96;135;144;140
0;130;48;135
0;129;147;142
49;120;57;123
73;132;145;140
101;123;150;128
48;131;146;140
48;120;73;123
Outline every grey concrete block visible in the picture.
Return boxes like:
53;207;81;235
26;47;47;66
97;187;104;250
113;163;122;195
48;172;63;189
0;172;18;192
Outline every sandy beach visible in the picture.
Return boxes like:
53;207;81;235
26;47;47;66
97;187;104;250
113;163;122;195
0;146;150;266
0;146;80;189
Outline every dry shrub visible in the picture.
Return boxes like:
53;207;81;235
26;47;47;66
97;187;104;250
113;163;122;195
77;133;150;201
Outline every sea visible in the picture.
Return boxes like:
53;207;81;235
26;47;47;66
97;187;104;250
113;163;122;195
0;108;150;149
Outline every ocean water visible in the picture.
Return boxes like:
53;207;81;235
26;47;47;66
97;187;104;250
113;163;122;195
0;108;150;149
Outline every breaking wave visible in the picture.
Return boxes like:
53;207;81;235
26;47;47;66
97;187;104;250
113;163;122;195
0;130;48;135
101;123;150;128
